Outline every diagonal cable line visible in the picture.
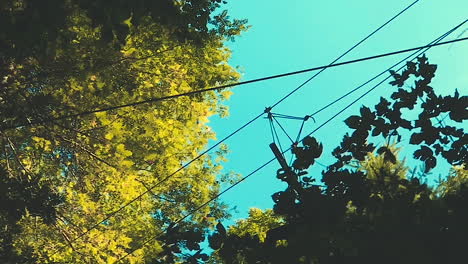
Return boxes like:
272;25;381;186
6;40;468;131
268;0;421;109
4;37;467;132
114;156;277;263
47;1;421;258
295;118;308;143
307;19;468;118
270;113;305;120
0;0;422;132
112;19;467;263
272;116;295;144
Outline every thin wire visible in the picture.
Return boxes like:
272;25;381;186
437;113;450;126
116;77;390;262
113;20;466;263
48;112;264;258
271;113;305;120
272;116;295;144
269;116;277;144
269;0;421;109
315;160;329;168
296;119;307;143
5;37;466;132
271;118;285;153
272;113;302;120
303;32;463;141
5;38;466;131
114;156;277;263
290;118;308;166
50;2;422;257
292;18;466;165
308;19;468;118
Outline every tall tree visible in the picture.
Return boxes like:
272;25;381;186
1;1;247;263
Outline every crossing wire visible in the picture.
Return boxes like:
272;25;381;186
112;19;468;264
0;0;419;131
5;40;468;131
44;0;432;255
44;0;428;255
306;20;468;118
5;38;467;132
49;20;468;264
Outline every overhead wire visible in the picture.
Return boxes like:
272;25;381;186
306;19;468;118
3;38;467;132
113;19;468;263
50;18;468;264
270;113;305;120
269;114;285;153
295;117;308;143
49;1;416;256
49;0;422;258
272;116;295;144
3;39;467;130
0;0;434;132
264;0;421;109
273;18;467;169
109;2;439;262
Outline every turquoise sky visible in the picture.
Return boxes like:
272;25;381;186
209;0;468;222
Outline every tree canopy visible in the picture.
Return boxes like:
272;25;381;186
1;1;247;263
2;2;467;263
0;0;248;59
209;57;468;264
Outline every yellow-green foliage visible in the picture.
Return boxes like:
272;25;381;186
2;7;241;264
229;208;284;243
435;165;468;197
358;145;407;182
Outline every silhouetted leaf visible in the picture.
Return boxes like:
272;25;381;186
208;233;223;250
399;119;412;129
344;115;361;129
216;222;227;238
409;133;423;145
360;106;374;121
424;156;437;173
414;146;433;161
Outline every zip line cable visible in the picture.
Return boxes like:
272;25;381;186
113;20;467;263
48;1;420;258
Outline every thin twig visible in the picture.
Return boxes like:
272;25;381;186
1;132;34;181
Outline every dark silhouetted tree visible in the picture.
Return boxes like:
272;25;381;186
209;57;467;264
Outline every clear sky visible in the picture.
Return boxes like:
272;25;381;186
208;0;468;223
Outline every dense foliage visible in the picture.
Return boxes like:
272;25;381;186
0;0;247;58
209;58;468;263
1;1;246;263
